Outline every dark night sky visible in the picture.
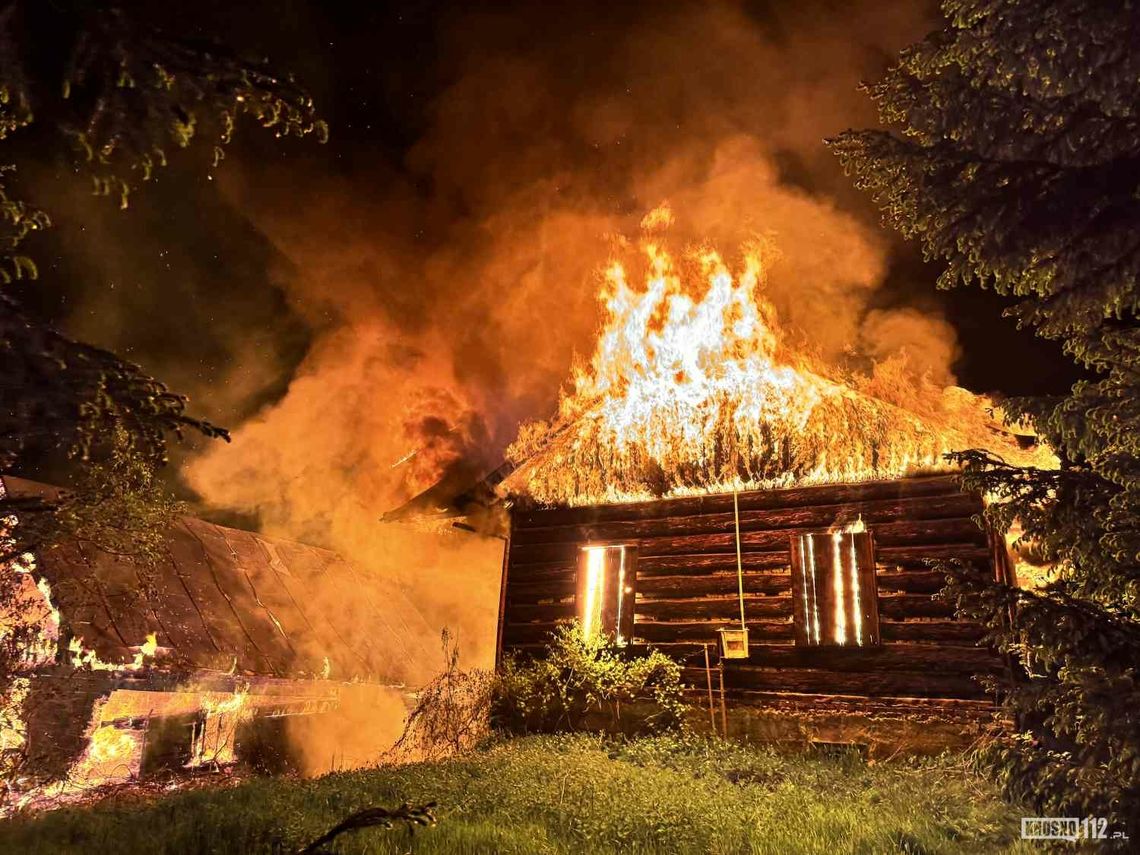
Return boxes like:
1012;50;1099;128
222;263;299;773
17;0;1083;490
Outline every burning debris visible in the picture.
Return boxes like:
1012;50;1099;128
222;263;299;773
505;206;1054;506
0;476;428;810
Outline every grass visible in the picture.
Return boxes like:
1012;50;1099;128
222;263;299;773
0;734;1037;854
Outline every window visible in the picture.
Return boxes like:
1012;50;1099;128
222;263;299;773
790;530;880;647
577;545;636;644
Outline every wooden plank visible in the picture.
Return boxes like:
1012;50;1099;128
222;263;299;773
511;493;982;545
880;620;987;644
509;517;985;565
683;665;988;699
513;475;965;529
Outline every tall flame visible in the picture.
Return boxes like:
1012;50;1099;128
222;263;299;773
505;205;1054;506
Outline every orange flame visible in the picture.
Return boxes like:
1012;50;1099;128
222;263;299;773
505;206;1054;505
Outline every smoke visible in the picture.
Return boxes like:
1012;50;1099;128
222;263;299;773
184;0;952;689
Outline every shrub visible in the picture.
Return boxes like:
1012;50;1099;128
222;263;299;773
391;630;495;762
493;623;687;735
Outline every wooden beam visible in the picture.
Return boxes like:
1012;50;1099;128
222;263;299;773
652;642;998;674
509;517;985;565
512;475;965;529
629;593;954;622
880;620;987;643
683;664;988;699
633;620;793;644
686;688;998;716
511;493;982;545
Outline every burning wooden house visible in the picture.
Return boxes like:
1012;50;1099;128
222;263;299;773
409;219;1055;753
1;475;433;798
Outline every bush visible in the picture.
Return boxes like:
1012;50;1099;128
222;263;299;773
391;630;495;762
493;624;687;735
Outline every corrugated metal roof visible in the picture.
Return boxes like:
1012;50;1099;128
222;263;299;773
3;476;437;682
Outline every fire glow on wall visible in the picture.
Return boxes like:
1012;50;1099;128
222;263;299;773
790;529;880;647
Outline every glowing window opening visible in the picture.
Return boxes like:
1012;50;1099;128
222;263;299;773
578;544;635;644
791;530;879;648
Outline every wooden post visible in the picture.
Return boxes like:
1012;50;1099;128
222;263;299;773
493;521;512;670
703;644;716;731
718;661;728;737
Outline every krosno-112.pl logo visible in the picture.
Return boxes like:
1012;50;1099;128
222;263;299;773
1021;817;1127;842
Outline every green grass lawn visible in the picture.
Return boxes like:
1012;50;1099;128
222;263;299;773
0;734;1036;854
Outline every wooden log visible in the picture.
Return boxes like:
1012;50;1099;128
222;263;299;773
638;572;792;598
508;517;985;565
876;544;990;564
632;596;791;622
691;689;998;716
508;574;577;601
874;570;951;594
505;602;576;623
880;620;987;644
631;594;953;622
683;664;988;699
500;622;566;646
512;475;965;529
651;641;998;674
740;643;999;674
507;541;990;574
511;569;800;603
510;493;982;545
636;552;792;576
505;560;577;581
637;518;986;557
633;620;793;644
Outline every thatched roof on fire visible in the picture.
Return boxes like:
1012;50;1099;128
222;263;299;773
3;476;437;682
497;383;1057;509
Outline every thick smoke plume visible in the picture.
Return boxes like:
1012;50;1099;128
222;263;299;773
185;1;945;699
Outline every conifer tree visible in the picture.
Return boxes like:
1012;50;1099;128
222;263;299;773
0;1;327;473
831;1;1140;836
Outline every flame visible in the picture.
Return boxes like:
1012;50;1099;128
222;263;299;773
189;687;251;768
505;208;1055;506
830;533;847;645
581;546;607;641
67;631;159;672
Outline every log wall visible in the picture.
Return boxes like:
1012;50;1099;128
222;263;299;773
501;475;1001;705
